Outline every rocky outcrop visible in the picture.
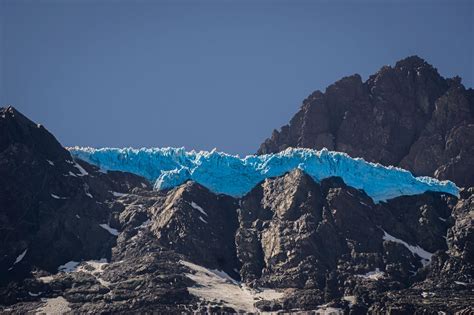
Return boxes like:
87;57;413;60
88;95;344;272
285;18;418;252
258;56;474;187
147;181;240;277
1;170;471;313
235;169;472;312
1;89;472;313
0;106;150;285
369;188;473;314
447;188;474;262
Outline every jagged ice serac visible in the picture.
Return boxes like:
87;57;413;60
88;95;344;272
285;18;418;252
68;147;459;202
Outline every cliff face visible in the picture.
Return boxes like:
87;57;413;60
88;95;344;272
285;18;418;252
258;56;474;187
1;55;473;314
0;106;150;283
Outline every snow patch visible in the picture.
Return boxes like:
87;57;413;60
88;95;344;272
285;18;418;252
181;260;284;312
83;183;93;198
190;201;208;216
199;216;208;224
135;219;151;230
50;194;67;200
69;147;459;203
8;248;28;270
359;201;370;207
382;230;433;265
73;162;89;176
28;291;42;297
342;295;356;307
37;276;54;283
99;223;119;236
57;259;110;286
13;248;27;264
46;160;54;166
454;281;468;286
356;268;385;280
75;258;110;287
58;261;80;272
421;291;435;298
110;191;128;197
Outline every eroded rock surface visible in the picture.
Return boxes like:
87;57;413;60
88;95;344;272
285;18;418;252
1;89;472;314
258;56;474;187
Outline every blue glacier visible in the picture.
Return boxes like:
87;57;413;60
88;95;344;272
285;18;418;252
68;147;459;202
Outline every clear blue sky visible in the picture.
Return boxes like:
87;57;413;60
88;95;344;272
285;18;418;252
1;0;472;155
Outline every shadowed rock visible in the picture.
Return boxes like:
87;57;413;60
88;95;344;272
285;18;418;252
258;56;474;187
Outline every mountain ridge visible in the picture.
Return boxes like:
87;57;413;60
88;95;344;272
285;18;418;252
0;55;473;313
258;55;474;188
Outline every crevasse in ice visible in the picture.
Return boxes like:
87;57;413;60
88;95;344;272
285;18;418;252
68;147;459;202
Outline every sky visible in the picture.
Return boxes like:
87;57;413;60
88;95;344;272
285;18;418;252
1;0;473;156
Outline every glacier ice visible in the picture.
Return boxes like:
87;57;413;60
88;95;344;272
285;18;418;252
68;147;459;202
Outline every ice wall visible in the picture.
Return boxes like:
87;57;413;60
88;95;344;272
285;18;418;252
68;147;459;202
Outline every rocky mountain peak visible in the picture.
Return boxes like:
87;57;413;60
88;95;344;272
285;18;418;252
0;107;149;282
394;55;435;70
0;106;69;161
1;58;473;314
260;169;323;221
147;180;240;276
258;56;473;187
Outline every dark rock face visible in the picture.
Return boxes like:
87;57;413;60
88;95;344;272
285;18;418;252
447;188;474;262
0;106;149;283
148;181;240;278
258;56;474;187
236;170;328;287
1;91;473;313
369;188;474;314
235;169;472;312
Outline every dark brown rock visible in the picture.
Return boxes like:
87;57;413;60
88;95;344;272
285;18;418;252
0;106;151;284
258;56;474;187
148;181;240;278
1;88;473;313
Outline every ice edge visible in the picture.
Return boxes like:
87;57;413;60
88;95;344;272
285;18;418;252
67;146;460;203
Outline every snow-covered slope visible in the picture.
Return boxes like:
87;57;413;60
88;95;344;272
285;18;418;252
68;147;459;202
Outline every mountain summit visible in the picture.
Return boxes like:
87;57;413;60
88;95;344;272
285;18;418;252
1;57;473;314
258;56;474;187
